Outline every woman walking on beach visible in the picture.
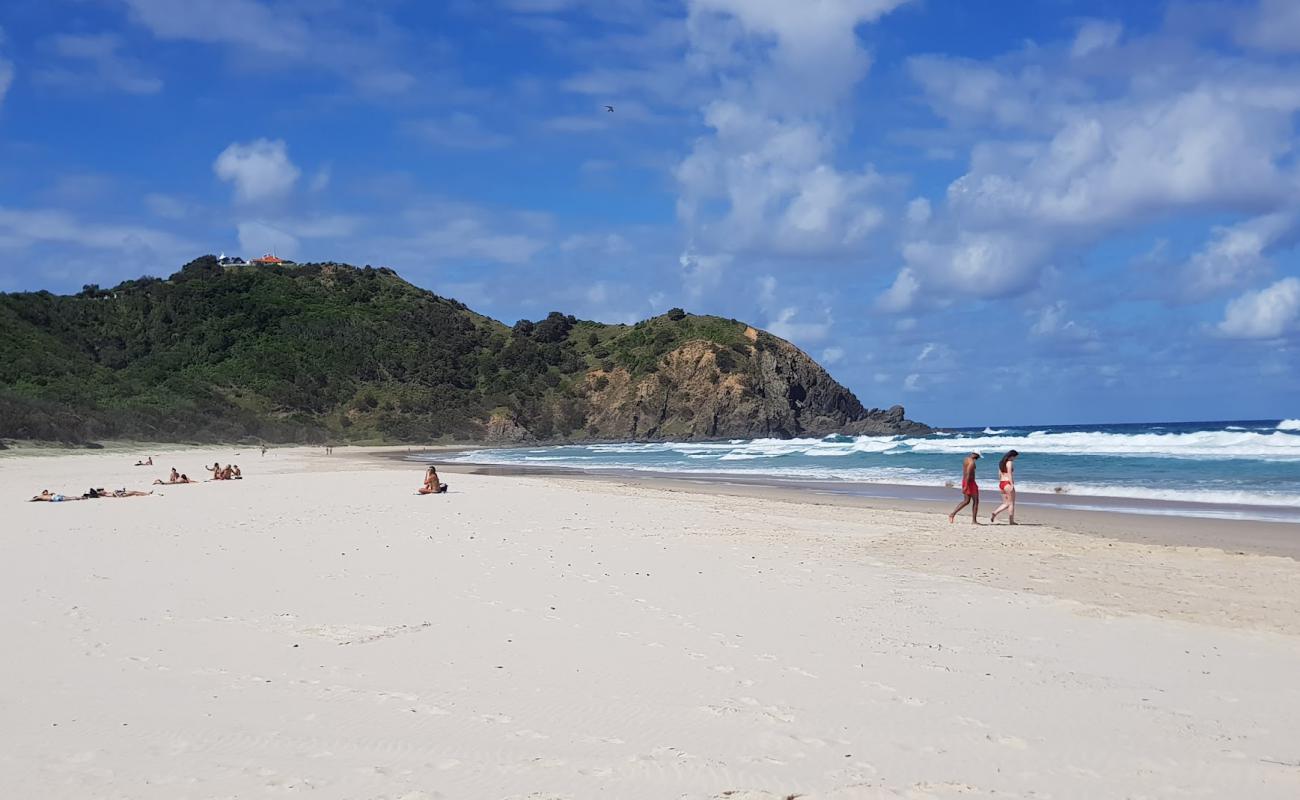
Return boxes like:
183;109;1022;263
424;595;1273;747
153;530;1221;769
991;450;1019;524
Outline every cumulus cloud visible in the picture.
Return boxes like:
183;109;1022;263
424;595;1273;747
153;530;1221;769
897;19;1300;307
1179;211;1300;301
876;266;919;312
214;139;301;203
673;0;906;259
1217;277;1300;339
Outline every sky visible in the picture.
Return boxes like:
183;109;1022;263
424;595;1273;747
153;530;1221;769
1;0;1298;427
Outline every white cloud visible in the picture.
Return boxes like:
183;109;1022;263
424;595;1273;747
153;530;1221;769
678;245;730;299
1180;211;1300;300
876;266;920;312
214;139;301;204
119;0;424;98
122;0;311;57
1071;20;1122;59
1218;277;1300;339
820;346;844;365
1029;301;1098;349
901;232;1050;298
0;206;193;256
37;32;162;94
903;372;921;391
900;22;1300;306
673;0;906;260
766;305;831;344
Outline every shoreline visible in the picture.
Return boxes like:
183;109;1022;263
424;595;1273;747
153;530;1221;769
397;455;1300;560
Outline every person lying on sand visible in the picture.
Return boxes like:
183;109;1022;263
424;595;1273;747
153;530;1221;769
83;487;154;498
134;456;154;466
418;465;448;495
30;490;83;502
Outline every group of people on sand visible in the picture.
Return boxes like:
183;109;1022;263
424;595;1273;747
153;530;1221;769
207;462;242;481
949;449;1020;525
32;457;248;502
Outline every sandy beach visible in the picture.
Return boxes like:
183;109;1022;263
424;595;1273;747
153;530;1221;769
3;446;1299;799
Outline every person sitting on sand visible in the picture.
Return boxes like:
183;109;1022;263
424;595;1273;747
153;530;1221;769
231;465;242;479
207;462;224;480
947;451;982;524
219;464;234;480
418;465;448;495
990;450;1020;525
30;490;82;502
135;456;153;466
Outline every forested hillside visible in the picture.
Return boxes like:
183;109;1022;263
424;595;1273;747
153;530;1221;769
0;257;928;444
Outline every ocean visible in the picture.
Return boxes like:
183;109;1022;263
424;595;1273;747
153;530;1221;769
441;419;1300;523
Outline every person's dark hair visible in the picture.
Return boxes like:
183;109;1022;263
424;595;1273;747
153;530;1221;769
999;450;1020;474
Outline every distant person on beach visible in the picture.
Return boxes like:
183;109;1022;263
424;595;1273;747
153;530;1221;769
135;456;153;466
991;450;1020;524
219;465;233;480
207;462;223;480
231;465;242;479
154;468;181;485
418;465;448;495
261;445;267;457
948;451;981;524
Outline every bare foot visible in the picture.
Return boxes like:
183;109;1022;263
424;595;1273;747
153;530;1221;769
948;513;955;523
1009;520;1019;525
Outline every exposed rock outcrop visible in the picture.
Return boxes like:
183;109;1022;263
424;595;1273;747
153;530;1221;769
579;335;929;441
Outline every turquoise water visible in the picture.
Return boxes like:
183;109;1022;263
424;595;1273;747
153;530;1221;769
443;419;1300;519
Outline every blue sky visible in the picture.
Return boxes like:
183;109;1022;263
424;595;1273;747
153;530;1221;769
1;0;1298;427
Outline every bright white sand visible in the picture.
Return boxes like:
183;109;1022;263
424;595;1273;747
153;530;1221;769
2;446;1299;799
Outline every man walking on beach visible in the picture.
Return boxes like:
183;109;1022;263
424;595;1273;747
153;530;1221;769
948;451;981;524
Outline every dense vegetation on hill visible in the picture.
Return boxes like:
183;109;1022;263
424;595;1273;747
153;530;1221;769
0;257;928;444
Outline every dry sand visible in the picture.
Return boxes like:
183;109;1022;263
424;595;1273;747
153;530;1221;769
2;446;1299;799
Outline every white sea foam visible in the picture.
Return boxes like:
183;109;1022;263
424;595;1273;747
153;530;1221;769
983;427;1008;434
901;429;1300;460
1279;419;1300;431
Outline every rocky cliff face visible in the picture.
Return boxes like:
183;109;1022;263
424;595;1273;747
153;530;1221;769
572;329;929;442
